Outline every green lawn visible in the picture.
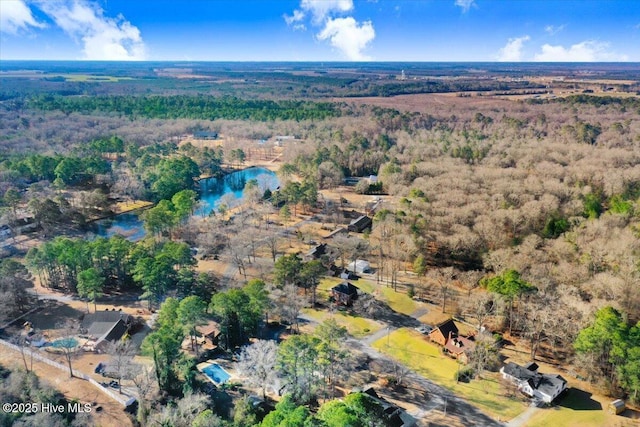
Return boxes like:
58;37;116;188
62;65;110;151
317;277;416;315
376;284;416;315
302;308;383;338
525;388;635;427
372;328;525;421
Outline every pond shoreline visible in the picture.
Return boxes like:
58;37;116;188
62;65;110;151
89;165;268;225
94;166;279;241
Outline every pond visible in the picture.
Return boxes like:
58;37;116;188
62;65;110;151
95;167;278;241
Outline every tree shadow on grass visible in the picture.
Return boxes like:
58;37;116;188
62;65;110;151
558;388;602;411
352;294;420;329
26;300;85;331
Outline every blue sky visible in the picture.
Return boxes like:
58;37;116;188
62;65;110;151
1;0;639;61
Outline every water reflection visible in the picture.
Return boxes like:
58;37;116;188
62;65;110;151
95;167;278;241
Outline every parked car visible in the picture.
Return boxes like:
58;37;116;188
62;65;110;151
414;324;433;334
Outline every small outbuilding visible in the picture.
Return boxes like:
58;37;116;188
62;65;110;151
608;399;626;415
347;259;371;274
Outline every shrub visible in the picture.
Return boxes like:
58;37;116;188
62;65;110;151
455;367;475;382
542;214;570;238
407;285;415;299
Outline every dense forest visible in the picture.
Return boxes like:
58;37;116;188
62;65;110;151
1;62;640;425
26;95;344;122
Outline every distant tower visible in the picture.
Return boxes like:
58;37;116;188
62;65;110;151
401;69;406;80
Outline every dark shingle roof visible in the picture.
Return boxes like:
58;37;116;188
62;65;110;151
503;362;566;397
306;243;327;258
534;374;567;397
502;362;536;381
431;319;459;339
194;131;218;139
332;282;359;296
81;310;131;343
348;215;372;231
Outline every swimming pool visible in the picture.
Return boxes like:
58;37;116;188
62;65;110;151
50;337;79;348
201;363;231;385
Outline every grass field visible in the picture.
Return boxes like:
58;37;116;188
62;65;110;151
376;284;416;315
302;308;383;338
113;199;153;213
59;74;133;82
372;328;525;421
526;388;639;427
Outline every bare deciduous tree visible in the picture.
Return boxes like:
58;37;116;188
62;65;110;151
54;321;80;378
105;339;137;393
237;339;278;399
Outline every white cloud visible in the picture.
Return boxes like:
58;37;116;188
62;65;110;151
283;9;305;26
0;0;45;34
285;0;374;60
284;0;353;26
455;0;476;13
544;24;565;35
534;41;628;62
317;17;374;60
35;0;146;60
496;35;530;61
301;0;353;23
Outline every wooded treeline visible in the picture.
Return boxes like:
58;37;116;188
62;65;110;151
2;88;640;403
26;95;343;121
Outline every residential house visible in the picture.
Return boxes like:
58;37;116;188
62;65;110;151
428;319;459;347
443;334;475;364
331;282;359;306
80;310;132;351
194;131;218;140
348;215;372;233
428;319;475;363
500;362;567;403
197;320;221;347
358;387;416;427
324;227;348;240
304;243;327;262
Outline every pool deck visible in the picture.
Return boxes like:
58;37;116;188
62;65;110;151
197;359;236;385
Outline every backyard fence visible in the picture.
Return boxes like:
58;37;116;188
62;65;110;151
0;338;129;406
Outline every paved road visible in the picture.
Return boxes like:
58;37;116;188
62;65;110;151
298;312;504;427
506;405;539;427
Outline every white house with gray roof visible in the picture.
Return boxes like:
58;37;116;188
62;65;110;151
500;362;567;403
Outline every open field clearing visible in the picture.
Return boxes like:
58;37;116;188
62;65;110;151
373;328;526;421
525;387;640;427
301;308;383;338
